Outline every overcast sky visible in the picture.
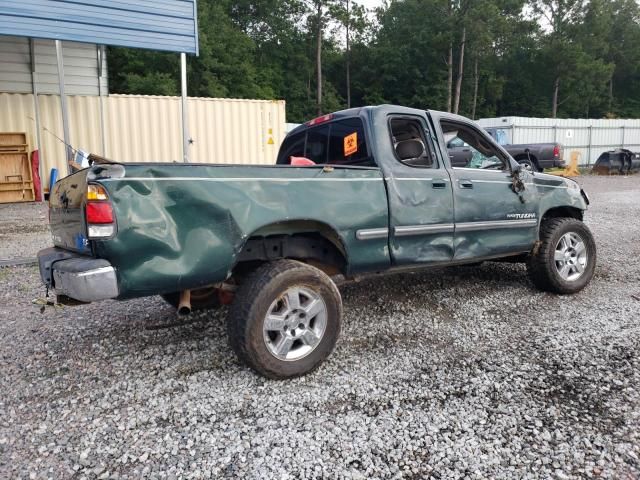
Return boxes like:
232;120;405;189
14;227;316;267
356;0;384;11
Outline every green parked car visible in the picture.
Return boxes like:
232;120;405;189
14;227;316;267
39;105;596;378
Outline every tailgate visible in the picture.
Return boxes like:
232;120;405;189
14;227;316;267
49;169;92;254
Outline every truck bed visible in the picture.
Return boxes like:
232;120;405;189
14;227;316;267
48;163;390;298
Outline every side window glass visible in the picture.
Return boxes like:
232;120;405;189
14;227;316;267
447;137;465;148
441;121;507;170
495;129;508;146
305;125;330;164
390;117;437;168
327;118;374;166
277;132;305;164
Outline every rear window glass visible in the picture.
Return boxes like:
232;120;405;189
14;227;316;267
328;118;373;166
277;117;376;167
305;125;330;164
277;132;305;164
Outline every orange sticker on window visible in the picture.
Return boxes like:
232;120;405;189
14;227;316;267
344;132;358;156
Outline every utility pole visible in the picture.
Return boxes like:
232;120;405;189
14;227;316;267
346;0;351;108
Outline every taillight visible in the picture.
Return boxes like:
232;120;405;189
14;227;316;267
86;184;115;238
553;145;560;158
86;202;113;224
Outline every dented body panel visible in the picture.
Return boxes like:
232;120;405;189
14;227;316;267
41;105;588;304
93;164;390;298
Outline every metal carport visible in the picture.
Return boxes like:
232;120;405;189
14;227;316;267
0;0;199;195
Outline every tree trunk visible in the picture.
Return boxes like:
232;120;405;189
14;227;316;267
316;1;323;116
446;41;453;112
552;76;560;118
453;26;466;115
608;75;613;113
471;55;479;120
346;0;351;108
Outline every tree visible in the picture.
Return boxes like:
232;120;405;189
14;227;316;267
107;0;640;122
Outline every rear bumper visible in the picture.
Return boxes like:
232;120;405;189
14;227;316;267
38;247;119;303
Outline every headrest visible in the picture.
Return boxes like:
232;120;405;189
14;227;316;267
396;139;425;160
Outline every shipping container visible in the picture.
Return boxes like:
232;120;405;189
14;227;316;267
0;93;286;187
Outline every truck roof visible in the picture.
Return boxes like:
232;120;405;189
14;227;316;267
287;105;474;138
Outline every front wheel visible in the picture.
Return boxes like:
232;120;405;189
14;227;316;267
227;260;342;379
527;218;596;294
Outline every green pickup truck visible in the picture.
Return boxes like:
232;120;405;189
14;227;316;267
38;105;595;378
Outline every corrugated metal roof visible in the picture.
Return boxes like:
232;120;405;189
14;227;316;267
0;0;198;54
0;36;108;95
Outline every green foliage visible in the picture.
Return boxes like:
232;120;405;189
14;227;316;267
108;0;640;122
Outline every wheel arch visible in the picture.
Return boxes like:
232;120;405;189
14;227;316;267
231;220;350;277
541;206;584;224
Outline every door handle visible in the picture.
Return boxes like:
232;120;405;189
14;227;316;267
432;181;447;189
459;179;474;189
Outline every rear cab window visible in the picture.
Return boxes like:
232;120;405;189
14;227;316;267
277;117;376;167
389;116;438;168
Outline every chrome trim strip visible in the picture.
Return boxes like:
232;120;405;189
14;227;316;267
103;177;383;183
464;180;512;185
395;224;455;236
534;184;568;189
455;219;538;232
356;228;389;240
452;167;510;173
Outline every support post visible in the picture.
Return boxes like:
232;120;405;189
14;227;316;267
55;40;73;173
97;45;107;156
29;39;45;201
180;52;189;163
587;126;592;166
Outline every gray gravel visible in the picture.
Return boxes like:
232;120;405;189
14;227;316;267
1;175;639;479
0;202;49;260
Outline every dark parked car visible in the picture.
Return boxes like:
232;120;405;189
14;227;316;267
447;127;564;172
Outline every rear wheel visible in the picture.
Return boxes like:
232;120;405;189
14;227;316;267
227;260;342;379
527;218;596;294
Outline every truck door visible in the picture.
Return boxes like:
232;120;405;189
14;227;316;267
436;117;538;260
384;115;455;266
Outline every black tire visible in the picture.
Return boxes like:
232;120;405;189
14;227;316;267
527;218;596;294
227;260;342;379
161;287;221;311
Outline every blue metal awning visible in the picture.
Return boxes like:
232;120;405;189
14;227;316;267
0;0;199;54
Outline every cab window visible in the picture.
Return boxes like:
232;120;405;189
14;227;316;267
305;125;330;164
327;118;373;166
277;117;376;167
277;132;305;164
441;120;508;170
389;117;437;168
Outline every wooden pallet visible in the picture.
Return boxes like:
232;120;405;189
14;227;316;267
0;132;27;152
0;151;35;203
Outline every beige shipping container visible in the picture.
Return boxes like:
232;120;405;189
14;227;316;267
0;93;286;188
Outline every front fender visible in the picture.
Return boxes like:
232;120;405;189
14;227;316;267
533;174;587;224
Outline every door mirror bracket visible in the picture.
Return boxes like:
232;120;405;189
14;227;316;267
510;167;527;203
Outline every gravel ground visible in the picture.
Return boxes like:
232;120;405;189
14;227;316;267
1;175;639;479
0;202;49;260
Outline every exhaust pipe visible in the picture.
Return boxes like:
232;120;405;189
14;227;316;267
178;289;191;316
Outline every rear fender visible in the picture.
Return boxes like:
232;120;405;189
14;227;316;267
236;220;349;275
